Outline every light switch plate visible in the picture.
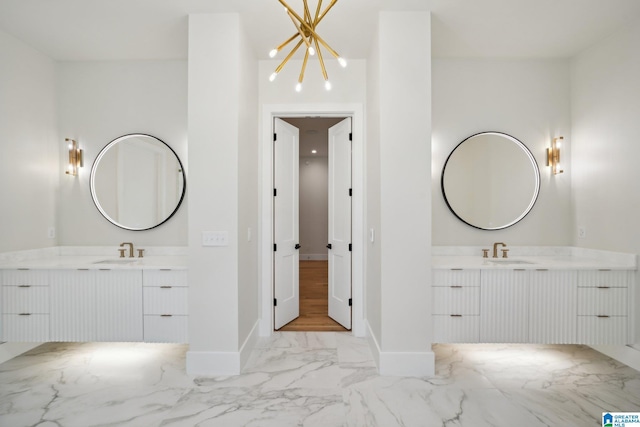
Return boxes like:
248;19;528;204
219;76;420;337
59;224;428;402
202;231;229;247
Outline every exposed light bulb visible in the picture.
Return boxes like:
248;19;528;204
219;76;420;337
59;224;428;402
324;80;332;91
338;57;347;68
295;82;302;92
311;149;317;154
269;72;278;82
269;48;278;58
308;46;315;56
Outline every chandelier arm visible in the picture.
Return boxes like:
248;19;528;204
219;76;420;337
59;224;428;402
275;39;305;74
287;10;312;50
299;49;310;83
275;32;300;52
303;0;312;24
312;32;341;60
313;0;323;25
314;38;329;81
316;0;338;26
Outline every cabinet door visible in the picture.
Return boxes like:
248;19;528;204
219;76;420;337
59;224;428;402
95;270;143;342
529;270;577;343
50;270;97;341
480;270;529;343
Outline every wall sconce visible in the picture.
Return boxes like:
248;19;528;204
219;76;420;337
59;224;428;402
65;138;83;176
547;136;563;175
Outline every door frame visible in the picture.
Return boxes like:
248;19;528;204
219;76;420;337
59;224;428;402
259;103;365;337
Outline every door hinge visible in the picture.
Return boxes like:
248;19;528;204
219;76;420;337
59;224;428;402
274;243;277;251
274;298;277;306
349;132;352;141
273;133;277;141
274;188;277;197
348;243;352;252
349;188;352;196
326;243;332;249
348;298;352;306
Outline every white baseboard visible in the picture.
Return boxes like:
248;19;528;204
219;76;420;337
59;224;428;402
299;254;328;261
0;342;42;365
365;320;435;377
591;345;640;372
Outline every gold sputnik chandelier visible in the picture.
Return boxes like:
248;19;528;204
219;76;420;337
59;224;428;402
268;0;347;91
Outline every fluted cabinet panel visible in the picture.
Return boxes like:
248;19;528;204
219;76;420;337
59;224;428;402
143;270;188;287
95;270;143;342
432;287;480;315
577;288;628;315
143;287;188;315
2;314;49;341
50;270;97;342
578;270;630;287
577;316;628;344
480;270;529;343
2;286;49;313
528;270;577;343
0;269;49;286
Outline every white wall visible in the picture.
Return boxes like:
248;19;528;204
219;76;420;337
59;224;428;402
432;59;572;246
56;60;188;246
299;156;329;259
0;29;58;252
570;18;640;342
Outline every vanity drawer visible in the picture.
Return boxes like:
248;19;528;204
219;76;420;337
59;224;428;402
577;287;627;316
2;286;50;313
433;269;480;287
1;269;48;287
144;315;188;343
143;270;187;287
577;316;628;345
433;315;479;343
2;314;50;342
432;287;480;315
143;287;188;315
578;270;630;288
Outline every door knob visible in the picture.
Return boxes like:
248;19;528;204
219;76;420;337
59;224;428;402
326;243;332;249
295;244;301;249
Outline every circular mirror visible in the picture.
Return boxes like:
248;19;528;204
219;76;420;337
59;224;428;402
441;132;540;230
90;134;186;231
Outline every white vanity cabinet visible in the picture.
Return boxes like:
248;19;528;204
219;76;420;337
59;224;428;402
1;269;50;341
480;269;529;343
528;269;577;343
577;270;631;344
143;269;188;343
432;269;480;343
95;269;143;342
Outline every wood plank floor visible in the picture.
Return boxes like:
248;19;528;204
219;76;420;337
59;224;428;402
279;260;348;332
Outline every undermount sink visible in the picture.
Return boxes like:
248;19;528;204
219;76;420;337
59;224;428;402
94;259;139;264
487;259;535;265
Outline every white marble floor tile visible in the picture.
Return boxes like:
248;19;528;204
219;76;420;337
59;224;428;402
255;331;338;349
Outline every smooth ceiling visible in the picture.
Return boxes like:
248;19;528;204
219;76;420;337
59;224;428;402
0;0;639;61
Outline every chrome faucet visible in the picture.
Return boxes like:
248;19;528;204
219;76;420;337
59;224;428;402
492;242;506;258
120;242;134;258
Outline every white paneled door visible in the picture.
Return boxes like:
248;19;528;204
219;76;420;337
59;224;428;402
327;118;352;329
273;118;300;330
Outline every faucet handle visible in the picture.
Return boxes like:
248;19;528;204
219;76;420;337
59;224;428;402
137;249;145;258
118;249;126;258
501;249;509;258
482;249;489;258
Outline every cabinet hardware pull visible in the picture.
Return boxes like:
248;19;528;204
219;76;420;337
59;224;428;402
598;269;612;271
160;286;172;289
450;314;462;317
19;313;31;316
17;268;29;271
161;314;173;317
98;268;111;271
450;268;463;271
450;285;462;288
77;268;89;271
597;315;610;318
514;269;526;271
535;269;549;271
160;269;172;271
18;285;31;288
597;286;610;289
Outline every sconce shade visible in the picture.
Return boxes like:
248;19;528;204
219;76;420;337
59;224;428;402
65;138;83;176
546;136;563;175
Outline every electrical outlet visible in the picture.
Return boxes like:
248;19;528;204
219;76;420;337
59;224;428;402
578;227;586;239
47;227;56;239
202;231;229;247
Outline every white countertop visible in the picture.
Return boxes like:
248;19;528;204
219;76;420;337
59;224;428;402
433;255;636;270
0;255;187;270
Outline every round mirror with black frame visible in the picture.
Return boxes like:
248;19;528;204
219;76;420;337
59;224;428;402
90;133;186;231
441;131;540;230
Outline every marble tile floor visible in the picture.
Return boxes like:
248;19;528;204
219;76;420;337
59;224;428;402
1;333;640;427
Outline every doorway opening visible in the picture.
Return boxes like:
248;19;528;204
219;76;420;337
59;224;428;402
278;117;347;332
273;116;352;332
